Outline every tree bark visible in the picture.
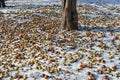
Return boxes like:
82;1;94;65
61;0;78;30
0;0;6;8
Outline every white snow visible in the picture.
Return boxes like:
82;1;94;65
3;0;120;7
78;0;120;4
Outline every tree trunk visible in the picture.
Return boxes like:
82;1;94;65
61;0;78;30
0;0;6;8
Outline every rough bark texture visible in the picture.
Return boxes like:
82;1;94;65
0;0;6;7
61;0;78;30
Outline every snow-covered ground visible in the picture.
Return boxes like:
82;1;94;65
5;0;120;6
5;0;61;6
0;1;120;80
78;0;120;4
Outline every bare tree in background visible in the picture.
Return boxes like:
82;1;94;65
0;0;6;8
61;0;78;30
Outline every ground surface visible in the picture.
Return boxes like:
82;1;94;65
0;1;120;80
